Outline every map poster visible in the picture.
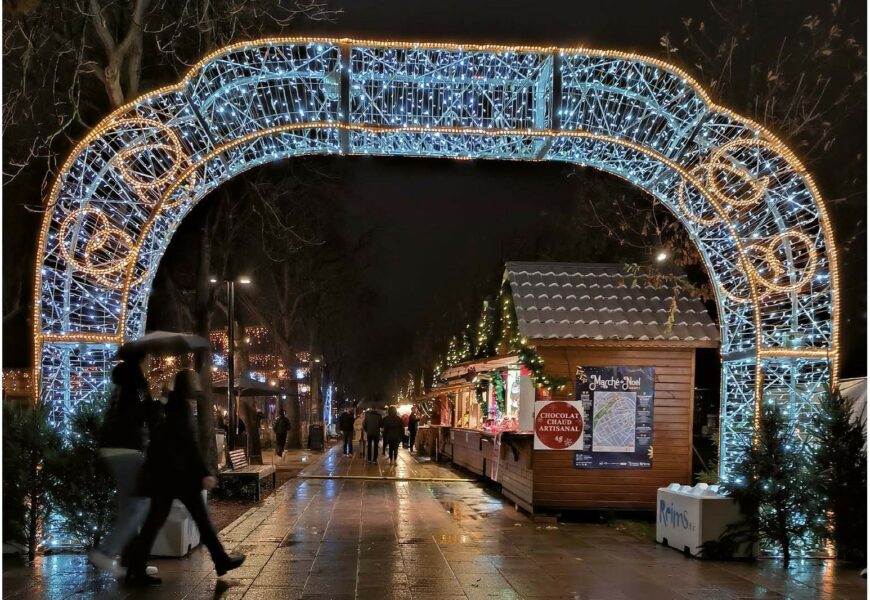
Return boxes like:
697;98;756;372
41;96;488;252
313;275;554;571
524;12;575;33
573;366;654;469
533;401;585;450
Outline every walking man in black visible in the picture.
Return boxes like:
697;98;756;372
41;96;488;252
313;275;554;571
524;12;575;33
381;406;404;466
272;409;290;458
364;409;382;463
338;408;355;456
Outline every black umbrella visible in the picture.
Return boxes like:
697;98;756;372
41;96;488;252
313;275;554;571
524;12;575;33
117;330;209;359
212;374;280;397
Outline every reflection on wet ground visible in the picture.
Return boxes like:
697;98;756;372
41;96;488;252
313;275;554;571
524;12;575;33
3;445;866;599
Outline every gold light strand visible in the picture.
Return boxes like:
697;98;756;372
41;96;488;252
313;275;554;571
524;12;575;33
31;37;840;421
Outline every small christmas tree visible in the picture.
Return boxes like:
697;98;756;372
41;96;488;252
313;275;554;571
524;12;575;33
52;398;116;549
474;298;496;359
721;401;824;568
810;385;867;562
3;402;63;561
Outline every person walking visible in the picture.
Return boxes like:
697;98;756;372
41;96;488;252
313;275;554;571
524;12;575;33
408;408;420;453
364;408;382;463
272;409;290;458
88;358;160;578
401;412;410;448
338;408;355;456
123;370;245;586
354;411;365;457
381;406;404;466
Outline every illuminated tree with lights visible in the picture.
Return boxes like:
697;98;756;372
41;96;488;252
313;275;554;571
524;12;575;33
810;386;867;562
474;298;496;358
721;402;824;568
2;403;62;561
52;399;115;549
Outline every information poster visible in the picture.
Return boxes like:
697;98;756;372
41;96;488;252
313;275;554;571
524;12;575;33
573;366;654;469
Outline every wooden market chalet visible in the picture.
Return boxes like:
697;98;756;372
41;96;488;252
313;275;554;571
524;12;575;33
412;262;719;513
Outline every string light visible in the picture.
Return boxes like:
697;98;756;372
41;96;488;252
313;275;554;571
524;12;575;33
30;39;838;509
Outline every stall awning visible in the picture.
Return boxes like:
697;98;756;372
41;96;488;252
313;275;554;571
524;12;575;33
441;354;520;382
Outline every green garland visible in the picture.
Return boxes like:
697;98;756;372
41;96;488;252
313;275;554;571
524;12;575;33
437;280;569;393
475;380;489;411
491;370;506;414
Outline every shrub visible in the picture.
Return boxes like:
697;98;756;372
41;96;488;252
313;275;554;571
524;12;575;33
51;398;116;549
810;385;867;562
2;403;63;561
720;402;824;568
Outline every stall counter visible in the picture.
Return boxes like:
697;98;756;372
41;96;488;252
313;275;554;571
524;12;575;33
450;428;495;476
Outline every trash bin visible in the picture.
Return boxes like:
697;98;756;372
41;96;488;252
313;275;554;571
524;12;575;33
308;424;324;451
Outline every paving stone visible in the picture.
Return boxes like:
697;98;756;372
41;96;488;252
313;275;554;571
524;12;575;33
5;445;866;600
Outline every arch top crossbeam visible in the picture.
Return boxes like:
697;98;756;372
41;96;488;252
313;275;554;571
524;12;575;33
34;38;838;486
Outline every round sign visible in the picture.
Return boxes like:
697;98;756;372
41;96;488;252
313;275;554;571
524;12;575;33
535;401;584;449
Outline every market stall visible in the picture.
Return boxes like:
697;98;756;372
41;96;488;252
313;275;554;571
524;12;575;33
420;262;719;513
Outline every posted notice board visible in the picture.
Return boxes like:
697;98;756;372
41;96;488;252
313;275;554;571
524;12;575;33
573;366;654;469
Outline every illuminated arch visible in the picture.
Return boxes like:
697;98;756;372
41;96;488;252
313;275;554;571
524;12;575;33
33;38;839;484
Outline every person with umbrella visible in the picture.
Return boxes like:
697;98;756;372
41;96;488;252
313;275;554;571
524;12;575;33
124;369;245;585
272;409;290;458
88;357;160;578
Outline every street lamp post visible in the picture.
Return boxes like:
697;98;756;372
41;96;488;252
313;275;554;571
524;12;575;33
212;275;251;451
226;280;236;450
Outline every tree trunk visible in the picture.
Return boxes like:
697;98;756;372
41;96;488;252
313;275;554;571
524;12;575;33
240;397;262;464
286;379;302;449
194;223;218;473
26;455;38;562
26;495;37;562
103;62;125;108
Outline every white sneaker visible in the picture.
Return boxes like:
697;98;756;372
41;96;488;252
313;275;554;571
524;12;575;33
111;562;159;578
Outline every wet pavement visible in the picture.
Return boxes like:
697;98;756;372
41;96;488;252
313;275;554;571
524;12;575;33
3;445;866;599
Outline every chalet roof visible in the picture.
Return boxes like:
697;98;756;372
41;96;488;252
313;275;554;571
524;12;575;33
505;262;719;344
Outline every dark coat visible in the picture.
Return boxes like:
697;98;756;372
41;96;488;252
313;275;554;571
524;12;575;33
99;365;157;451
364;411;383;437
381;414;404;443
408;413;419;432
142;397;210;495
273;415;290;437
338;412;355;432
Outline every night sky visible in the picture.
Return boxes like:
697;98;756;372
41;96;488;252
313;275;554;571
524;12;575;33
3;1;866;395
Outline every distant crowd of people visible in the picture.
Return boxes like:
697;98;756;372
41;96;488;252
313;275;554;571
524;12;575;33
337;406;420;465
88;358;245;587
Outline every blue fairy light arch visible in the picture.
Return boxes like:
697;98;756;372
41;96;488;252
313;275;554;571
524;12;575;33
33;38;839;485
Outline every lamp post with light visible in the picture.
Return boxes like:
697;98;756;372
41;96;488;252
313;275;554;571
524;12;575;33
211;275;252;450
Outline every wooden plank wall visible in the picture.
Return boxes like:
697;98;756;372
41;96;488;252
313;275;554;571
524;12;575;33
496;434;534;513
533;345;696;510
451;429;485;475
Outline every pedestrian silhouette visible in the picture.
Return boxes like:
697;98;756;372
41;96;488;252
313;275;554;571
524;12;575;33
408;408;420;453
364;408;383;463
88;358;160;578
381;406;404;466
272;409;290;458
338;408;355;456
354;410;365;457
123;369;245;586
